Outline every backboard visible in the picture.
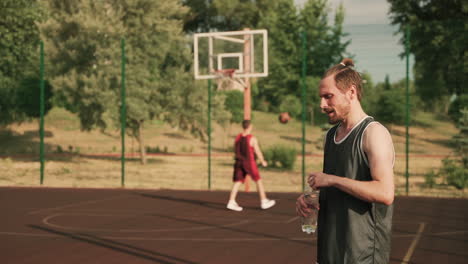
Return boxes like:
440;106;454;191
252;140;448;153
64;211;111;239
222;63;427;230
193;29;268;80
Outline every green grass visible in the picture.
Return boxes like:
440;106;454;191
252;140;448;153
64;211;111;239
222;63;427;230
0;107;464;197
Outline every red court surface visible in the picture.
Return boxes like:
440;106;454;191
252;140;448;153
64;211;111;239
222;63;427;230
1;187;467;264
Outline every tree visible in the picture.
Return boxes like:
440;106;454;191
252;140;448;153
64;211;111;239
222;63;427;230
16;77;53;120
387;0;467;105
41;0;229;164
372;79;410;125
182;0;217;33
279;95;302;118
0;0;51;125
359;72;377;116
448;94;468;124
383;75;391;90
300;1;350;77
222;90;244;124
183;0;351;115
256;0;301;111
374;89;406;125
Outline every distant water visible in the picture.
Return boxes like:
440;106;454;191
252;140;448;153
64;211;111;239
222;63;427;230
343;23;414;83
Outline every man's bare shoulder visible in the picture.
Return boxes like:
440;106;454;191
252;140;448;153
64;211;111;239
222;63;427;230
363;122;393;150
366;121;390;135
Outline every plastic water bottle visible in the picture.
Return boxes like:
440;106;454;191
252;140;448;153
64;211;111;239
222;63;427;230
301;188;319;234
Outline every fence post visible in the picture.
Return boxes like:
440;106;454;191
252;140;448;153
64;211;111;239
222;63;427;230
39;41;45;185
208;79;212;190
405;25;410;195
121;38;126;187
301;31;307;192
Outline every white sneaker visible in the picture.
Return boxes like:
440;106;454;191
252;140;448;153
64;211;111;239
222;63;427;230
227;200;243;212
261;199;276;209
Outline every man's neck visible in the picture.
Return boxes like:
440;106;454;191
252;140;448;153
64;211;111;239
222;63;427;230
340;104;367;132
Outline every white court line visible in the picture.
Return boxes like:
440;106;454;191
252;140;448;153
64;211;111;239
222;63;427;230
43;213;251;232
0;232;57;238
28;195;129;215
401;222;426;264
428;230;468;236
0;231;316;241
2;227;466;243
393;230;468;239
286;216;299;223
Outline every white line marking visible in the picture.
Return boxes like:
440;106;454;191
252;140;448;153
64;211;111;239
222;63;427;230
0;232;57;238
28;195;129;215
0;232;316;241
43;213;251;232
1;228;466;243
401;222;426;264
99;236;316;242
286;216;299;223
426;230;468;236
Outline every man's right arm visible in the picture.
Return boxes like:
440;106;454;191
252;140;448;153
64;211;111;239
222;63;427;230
308;123;395;205
251;137;267;167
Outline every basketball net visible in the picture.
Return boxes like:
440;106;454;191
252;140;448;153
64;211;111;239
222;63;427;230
213;69;246;92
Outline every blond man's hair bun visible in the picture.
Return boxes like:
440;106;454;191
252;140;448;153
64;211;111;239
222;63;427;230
340;58;354;67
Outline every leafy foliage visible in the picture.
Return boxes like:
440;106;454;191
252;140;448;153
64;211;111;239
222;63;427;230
374;89;406;125
427;109;467;190
16;77;54;119
0;0;51;124
452;108;468;167
279;95;302;119
424;169;438;188
263;144;297;170
222;90;244;124
440;158;467;190
0;0;43;79
387;0;467;104
358;72;376;115
184;0;350;113
40;0;229;163
448;94;468;123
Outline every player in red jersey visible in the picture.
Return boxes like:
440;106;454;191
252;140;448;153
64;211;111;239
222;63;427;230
227;120;276;211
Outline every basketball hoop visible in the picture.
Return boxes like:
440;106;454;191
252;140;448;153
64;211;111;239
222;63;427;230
213;69;246;92
214;69;236;79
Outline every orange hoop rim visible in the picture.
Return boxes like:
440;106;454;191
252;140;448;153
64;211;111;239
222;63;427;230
213;69;236;79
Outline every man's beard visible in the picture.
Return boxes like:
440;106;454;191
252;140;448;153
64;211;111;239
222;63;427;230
326;102;351;124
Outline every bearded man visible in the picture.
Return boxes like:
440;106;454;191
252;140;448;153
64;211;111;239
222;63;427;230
296;58;395;264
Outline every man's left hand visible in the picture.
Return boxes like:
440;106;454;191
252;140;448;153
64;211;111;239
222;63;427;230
308;172;333;189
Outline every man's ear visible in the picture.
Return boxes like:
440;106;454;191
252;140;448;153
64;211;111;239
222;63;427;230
348;85;357;100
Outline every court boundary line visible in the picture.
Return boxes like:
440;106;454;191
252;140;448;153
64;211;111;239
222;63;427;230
0;231;317;241
3;227;466;242
401;222;425;264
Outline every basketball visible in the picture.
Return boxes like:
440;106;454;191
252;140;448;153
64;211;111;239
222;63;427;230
278;112;291;124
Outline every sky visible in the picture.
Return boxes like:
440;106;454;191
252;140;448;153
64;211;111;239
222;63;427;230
327;0;391;25
294;0;412;83
295;0;391;25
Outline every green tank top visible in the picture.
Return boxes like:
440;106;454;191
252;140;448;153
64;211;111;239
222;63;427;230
317;116;393;264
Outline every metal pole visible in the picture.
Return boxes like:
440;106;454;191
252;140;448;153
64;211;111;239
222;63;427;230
121;38;126;187
243;29;252;192
301;31;307;192
208;79;212;190
405;25;410;195
39;41;45;185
